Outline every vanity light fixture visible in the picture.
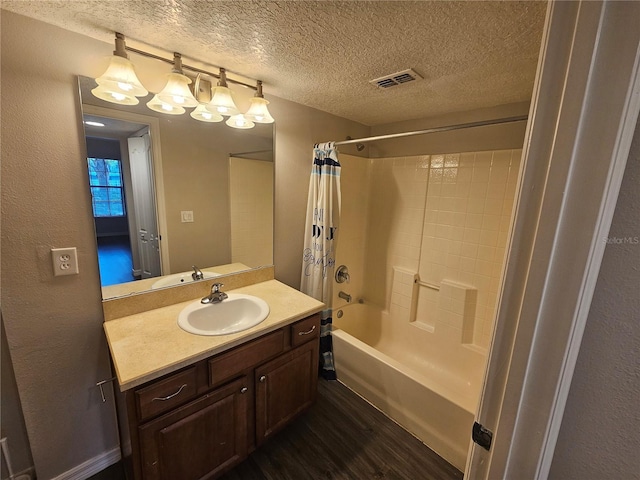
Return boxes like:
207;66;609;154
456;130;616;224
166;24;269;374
155;53;199;108
147;94;186;115
209;68;241;116
92;33;274;128
225;114;255;129
191;103;224;123
190;74;224;123
244;81;275;124
91;33;148;105
84;121;105;127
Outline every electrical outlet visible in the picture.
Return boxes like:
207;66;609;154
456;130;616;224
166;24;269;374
51;247;79;276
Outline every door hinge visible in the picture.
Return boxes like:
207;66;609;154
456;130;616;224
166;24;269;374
472;421;493;451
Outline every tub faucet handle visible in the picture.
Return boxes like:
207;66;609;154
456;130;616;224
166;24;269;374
336;265;350;284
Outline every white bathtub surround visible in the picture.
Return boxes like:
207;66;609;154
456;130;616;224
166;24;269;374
419;150;521;348
438;280;478;344
390;267;418;322
333;303;486;470
332;149;519;471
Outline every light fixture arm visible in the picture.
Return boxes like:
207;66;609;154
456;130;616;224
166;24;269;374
114;32;128;58
255;80;264;98
172;52;184;74
121;43;258;91
218;68;229;87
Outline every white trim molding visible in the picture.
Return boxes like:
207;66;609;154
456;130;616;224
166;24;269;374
49;447;121;480
467;1;640;478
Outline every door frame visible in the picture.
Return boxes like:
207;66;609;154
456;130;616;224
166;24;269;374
82;104;171;275
467;1;640;478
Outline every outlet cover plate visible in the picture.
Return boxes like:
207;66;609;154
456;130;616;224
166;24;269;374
51;247;79;276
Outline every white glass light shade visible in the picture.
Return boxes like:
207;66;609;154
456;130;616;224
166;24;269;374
92;55;148;103
190;104;224;123
208;86;240;116
156;73;198;108
146;94;185;115
244;97;275;123
91;84;139;105
225;114;255;129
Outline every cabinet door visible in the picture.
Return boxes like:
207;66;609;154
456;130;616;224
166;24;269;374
139;377;249;480
255;340;318;445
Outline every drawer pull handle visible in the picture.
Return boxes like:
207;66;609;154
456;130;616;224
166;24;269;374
259;375;267;383
298;325;316;336
152;384;187;402
240;387;248;394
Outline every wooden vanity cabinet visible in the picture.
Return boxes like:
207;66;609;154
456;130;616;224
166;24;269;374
255;339;318;444
122;313;320;480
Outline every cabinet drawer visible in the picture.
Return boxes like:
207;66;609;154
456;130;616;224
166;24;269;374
135;367;198;422
291;314;320;348
209;330;284;388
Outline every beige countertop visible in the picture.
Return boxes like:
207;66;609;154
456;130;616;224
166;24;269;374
104;279;324;391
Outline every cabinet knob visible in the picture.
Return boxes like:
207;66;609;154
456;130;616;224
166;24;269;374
259;375;266;383
240;387;248;394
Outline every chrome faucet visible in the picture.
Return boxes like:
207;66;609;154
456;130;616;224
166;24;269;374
192;265;204;281
201;283;228;304
338;291;352;303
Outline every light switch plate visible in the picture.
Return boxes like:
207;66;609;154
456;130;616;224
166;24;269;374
181;211;194;223
51;247;79;276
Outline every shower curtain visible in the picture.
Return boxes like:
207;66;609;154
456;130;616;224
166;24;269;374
301;142;341;380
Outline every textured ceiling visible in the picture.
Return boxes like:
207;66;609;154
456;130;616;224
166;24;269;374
2;1;547;126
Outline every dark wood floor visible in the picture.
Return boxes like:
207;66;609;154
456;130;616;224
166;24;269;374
97;235;135;286
90;380;462;480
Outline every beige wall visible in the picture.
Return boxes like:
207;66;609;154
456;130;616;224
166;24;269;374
270;95;369;288
369;102;529;158
1;318;34;478
1;13;121;479
549;116;640;479
0;11;368;478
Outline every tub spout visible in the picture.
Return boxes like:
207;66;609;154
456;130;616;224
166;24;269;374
338;291;352;303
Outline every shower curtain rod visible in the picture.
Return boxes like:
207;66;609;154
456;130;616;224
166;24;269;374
330;114;528;147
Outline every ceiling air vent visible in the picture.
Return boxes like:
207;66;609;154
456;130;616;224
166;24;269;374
369;68;423;89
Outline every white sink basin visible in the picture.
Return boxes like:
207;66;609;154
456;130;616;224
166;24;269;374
177;294;270;336
151;271;219;289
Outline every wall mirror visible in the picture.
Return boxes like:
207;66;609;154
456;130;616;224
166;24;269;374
78;76;274;300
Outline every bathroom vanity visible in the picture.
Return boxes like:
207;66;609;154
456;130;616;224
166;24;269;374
103;275;324;480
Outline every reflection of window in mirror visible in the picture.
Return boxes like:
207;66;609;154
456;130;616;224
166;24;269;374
86;135;139;287
88;158;126;217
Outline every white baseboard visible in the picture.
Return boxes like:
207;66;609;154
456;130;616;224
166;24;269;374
50;447;121;480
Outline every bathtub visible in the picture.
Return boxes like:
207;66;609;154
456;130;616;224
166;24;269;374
332;303;486;471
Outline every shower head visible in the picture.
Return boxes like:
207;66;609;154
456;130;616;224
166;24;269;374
346;136;366;151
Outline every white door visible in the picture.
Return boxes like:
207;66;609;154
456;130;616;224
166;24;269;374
465;2;640;478
128;128;162;278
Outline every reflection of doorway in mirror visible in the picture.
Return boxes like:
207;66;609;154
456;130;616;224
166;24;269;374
229;156;274;267
85;115;162;286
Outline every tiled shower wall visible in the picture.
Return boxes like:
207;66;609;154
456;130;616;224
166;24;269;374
419;150;521;348
339;149;521;350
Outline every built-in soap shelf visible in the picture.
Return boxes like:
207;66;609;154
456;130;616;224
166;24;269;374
391;266;479;345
